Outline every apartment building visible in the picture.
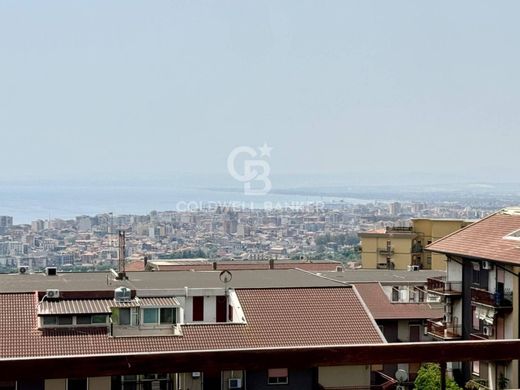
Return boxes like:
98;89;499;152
426;207;520;389
359;218;471;270
0;269;393;390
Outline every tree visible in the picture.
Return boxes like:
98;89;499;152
414;363;462;390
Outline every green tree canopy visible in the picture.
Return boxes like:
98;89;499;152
414;363;462;390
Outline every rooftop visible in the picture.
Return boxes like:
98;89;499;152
0;287;385;359
427;208;520;265
0;269;344;293
148;259;341;272
313;269;446;284
354;283;443;320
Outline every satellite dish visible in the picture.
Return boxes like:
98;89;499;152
219;270;232;283
395;369;408;383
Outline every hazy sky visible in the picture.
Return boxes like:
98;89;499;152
1;1;519;183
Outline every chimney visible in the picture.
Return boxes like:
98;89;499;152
269;259;274;270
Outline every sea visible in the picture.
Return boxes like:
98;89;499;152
0;182;370;224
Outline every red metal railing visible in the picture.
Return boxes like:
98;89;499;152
471;287;512;308
427;319;462;339
427;277;462;294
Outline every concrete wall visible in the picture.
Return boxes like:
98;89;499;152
318;365;370;388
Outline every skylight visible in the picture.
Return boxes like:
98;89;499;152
504;229;520;241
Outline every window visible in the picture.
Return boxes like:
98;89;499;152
193;296;204;321
67;378;87;390
57;316;73;325
119;308;131;325
92;314;107;324
160;308;176;324
143;308;159;324
76;315;92;325
472;262;481;285
42;316;57;326
267;368;288;385
391;287;399;302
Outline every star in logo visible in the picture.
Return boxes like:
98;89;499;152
258;143;273;158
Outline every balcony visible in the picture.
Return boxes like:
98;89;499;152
427;277;462;296
471;287;513;310
378;248;394;256
427;319;462;340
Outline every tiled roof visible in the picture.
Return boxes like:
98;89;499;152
426;209;520;265
0;287;384;359
354;283;443;320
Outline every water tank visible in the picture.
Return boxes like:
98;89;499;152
114;287;131;302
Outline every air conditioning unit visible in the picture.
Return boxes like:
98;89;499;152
228;378;242;389
482;261;493;270
443;313;452;323
46;289;60;299
483;325;494;337
18;266;28;274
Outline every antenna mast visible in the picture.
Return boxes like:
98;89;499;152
117;230;127;280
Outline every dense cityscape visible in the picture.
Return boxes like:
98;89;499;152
0;200;498;273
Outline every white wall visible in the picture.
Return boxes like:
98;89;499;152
447;260;462;282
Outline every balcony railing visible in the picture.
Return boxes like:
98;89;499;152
471;287;513;309
427;319;462;340
427;277;462;295
378;248;394;256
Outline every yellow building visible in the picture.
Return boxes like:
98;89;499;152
359;218;472;270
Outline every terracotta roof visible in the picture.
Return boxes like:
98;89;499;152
426;209;520;265
354;283;443;320
0;287;384;359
